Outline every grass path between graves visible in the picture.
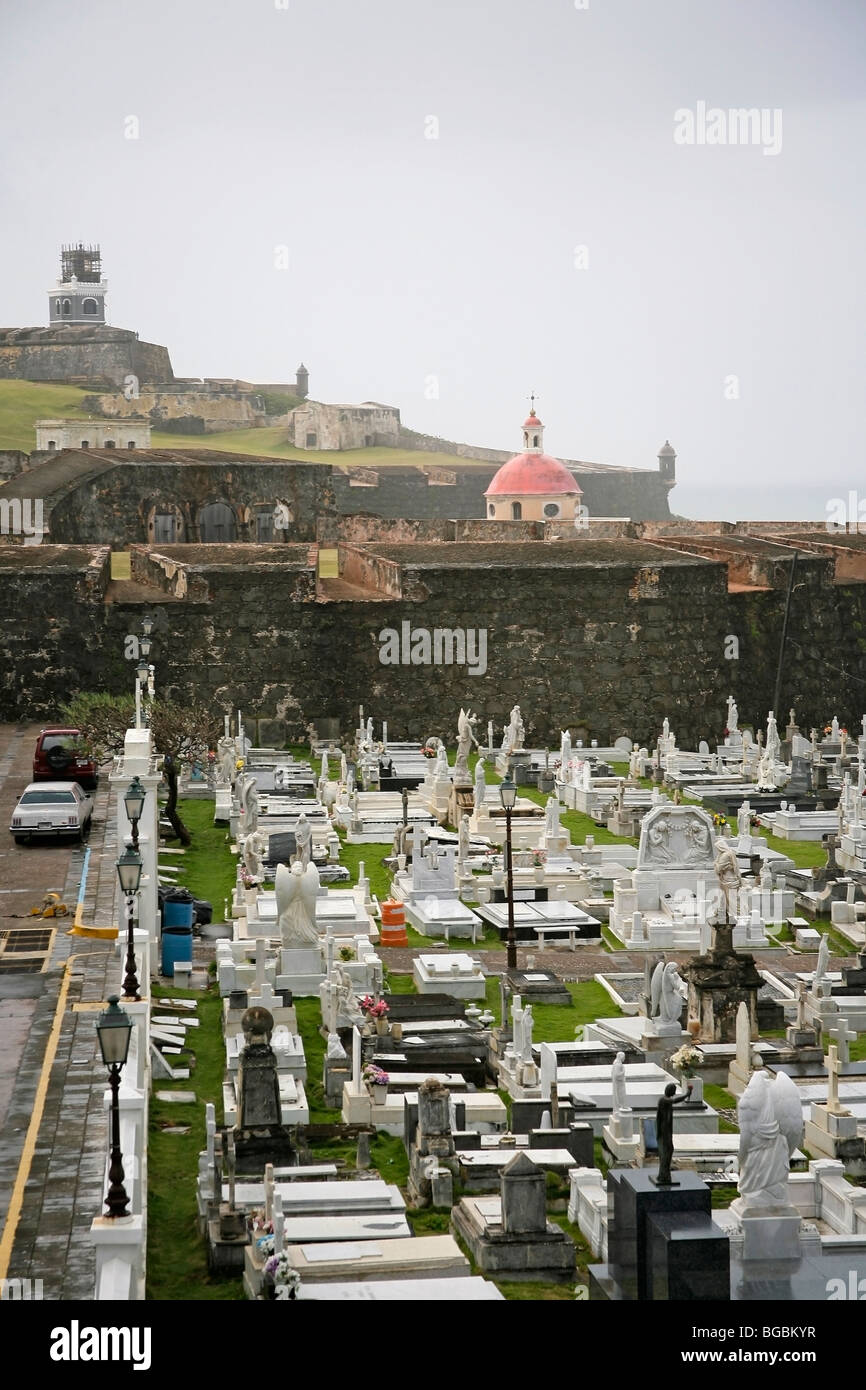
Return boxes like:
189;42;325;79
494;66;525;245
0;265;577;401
146;982;244;1300
147;799;243;1300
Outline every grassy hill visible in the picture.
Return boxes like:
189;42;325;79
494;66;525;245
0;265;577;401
0;380;487;470
0;381;96;451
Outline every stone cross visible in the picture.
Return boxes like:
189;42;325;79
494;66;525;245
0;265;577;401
829;1019;856;1066
382;720;388;749
351;1025;362;1094
255;938;266;995
264;1163;274;1222
408;823;428;863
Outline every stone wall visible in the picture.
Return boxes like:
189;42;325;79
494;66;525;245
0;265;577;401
0;451;29;482
0;326;173;387
4;538;864;747
85;388;268;434
43;459;329;545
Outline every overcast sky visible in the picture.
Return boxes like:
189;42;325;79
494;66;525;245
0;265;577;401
1;0;864;519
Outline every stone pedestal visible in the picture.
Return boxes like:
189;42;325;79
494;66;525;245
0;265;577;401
729;1199;801;1262
589;1168;728;1302
682;923;762;1043
805;1102;863;1160
602;1107;641;1163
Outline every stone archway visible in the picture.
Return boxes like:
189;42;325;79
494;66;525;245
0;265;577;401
197;502;237;542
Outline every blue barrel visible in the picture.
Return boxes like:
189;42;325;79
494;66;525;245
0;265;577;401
161;925;194;978
163;888;195;929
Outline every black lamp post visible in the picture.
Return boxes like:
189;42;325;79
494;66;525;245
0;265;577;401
500;773;518;972
116;845;143;1001
123;775;146;850
95;996;133;1218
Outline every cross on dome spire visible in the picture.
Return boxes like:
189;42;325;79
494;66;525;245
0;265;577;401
522;393;544;452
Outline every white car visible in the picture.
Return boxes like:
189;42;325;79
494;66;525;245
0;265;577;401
10;781;94;844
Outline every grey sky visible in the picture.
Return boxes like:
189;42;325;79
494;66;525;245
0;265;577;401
1;0;864;519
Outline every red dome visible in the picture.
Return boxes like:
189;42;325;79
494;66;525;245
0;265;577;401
523;413;543;429
485;452;582;497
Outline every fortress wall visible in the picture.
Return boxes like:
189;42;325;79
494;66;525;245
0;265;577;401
44;460;328;545
1;541;864;742
87;389;268;433
0;331;172;387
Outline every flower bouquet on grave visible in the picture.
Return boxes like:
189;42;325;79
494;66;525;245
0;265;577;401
669;1042;704;1078
531;849;547;867
359;995;389;1020
422;743;437;758
264;1253;301;1301
363;1064;390;1103
712;812;729;832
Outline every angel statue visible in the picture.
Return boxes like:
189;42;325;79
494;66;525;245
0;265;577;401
736;1068;803;1210
473;758;487;815
650;960;687;1025
454;708;480;783
275;860;321;949
238;775;258;836
293;811;312;869
242;828;266;884
216;736;236;787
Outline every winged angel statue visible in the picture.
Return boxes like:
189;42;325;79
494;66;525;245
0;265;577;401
737;1069;804;1208
275;860;321;948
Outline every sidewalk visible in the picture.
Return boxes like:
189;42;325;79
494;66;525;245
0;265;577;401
0;779;125;1300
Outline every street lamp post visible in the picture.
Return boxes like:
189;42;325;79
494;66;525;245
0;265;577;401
95;996;134;1218
116;844;143;1001
500;773;518;972
134;659;149;730
123;776;146;851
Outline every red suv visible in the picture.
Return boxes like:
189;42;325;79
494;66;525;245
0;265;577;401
33;729;99;790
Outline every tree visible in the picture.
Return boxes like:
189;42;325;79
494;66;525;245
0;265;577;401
62;692;222;845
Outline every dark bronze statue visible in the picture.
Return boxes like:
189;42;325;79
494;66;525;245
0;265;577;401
654;1080;693;1185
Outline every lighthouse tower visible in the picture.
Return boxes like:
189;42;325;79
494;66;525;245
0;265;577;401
48;244;107;326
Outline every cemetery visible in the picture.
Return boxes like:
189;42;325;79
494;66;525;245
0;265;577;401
7;688;866;1312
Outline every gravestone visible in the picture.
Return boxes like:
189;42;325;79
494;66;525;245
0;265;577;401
451;1151;576;1282
590;1168;729;1301
233;1006;297;1171
408;1078;458;1208
682;921;762;1044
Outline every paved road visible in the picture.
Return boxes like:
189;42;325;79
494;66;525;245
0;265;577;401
0;723;80;1135
0;721;117;1298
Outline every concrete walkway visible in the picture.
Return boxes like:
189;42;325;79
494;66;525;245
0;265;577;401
0;773;123;1300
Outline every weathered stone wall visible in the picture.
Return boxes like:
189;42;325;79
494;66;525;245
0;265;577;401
86;389;268;433
44;460;330;545
0;451;29;482
4;539;864;747
0;327;173;387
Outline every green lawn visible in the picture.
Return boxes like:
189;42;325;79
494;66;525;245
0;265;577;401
0;378;492;469
0;380;96;451
167;798;237;918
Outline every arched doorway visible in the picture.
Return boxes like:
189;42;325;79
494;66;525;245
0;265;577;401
197;503;237;542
